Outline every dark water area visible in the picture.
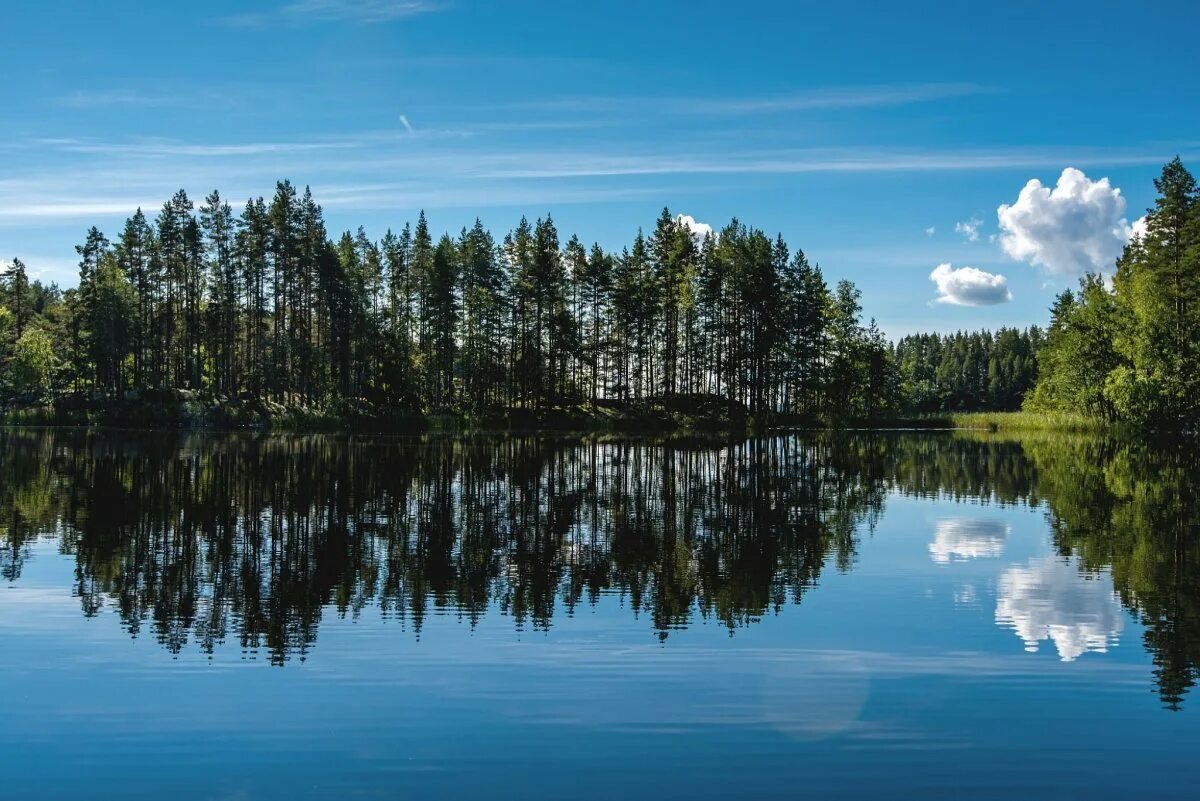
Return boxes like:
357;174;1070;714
2;428;1199;799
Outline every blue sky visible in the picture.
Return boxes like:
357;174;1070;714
2;0;1198;337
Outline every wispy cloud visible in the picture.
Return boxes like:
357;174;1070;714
505;83;991;117
32;127;474;159
473;146;1186;179
224;0;441;27
0;199;163;220
38;137;371;158
57;90;183;109
955;216;983;242
679;82;990;115
0;184;675;224
4;134;1194;227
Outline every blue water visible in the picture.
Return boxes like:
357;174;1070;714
1;430;1197;799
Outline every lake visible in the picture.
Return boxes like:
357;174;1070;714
2;428;1198;799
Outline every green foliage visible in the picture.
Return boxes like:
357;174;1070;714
1027;157;1200;430
19;190;911;425
0;305;12;348
1025;275;1120;418
89;255;137;396
9;327;56;398
896;326;1041;413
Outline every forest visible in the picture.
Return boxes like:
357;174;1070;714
1;156;1195;429
894;327;1042;413
0;195;899;424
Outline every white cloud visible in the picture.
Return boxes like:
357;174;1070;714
1130;214;1150;242
996;556;1124;662
925;226;936;237
676;214;714;243
929;263;1012;306
929;518;1008;564
997;167;1132;274
399;115;414;133
955;216;982;242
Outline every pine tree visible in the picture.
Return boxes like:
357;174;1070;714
268;181;299;401
425;236;459;409
238;198;271;398
581;243;612;402
115;209;154;388
200;191;238;394
3;257;32;339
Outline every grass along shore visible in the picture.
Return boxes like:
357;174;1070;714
899;411;1112;434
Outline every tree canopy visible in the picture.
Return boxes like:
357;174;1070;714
3;190;902;422
1028;157;1200;429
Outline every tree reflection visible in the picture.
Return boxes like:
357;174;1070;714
0;431;883;662
1023;435;1200;710
2;428;1199;709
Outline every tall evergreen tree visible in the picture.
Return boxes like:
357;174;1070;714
3;257;32;339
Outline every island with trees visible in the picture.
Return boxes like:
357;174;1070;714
1;158;1197;433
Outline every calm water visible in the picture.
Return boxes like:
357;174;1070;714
2;429;1199;799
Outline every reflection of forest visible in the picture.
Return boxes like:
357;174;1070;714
1;429;1198;708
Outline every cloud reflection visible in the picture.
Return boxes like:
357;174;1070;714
929;518;1008;564
996;556;1124;661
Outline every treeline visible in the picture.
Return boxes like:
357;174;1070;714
30;163;1200;425
0;187;901;421
1028;157;1200;429
895;328;1043;413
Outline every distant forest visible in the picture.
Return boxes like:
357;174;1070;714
0;157;1194;426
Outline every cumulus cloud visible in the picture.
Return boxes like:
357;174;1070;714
929;518;1008;564
996;556;1124;662
997;168;1133;274
1130;215;1150;242
955;217;982;242
676;214;715;243
929;263;1012;306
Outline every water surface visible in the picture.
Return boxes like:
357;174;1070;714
2;429;1199;799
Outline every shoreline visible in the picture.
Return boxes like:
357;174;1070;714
0;395;1115;436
